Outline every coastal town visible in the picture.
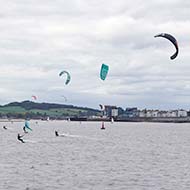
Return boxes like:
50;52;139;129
92;105;190;123
0;101;190;123
99;105;188;118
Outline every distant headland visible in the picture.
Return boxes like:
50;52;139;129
0;101;190;123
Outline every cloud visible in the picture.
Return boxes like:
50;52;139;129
0;0;189;109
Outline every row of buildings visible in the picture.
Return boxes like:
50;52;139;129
138;109;188;118
102;105;189;119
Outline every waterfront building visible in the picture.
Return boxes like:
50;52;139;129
177;109;187;117
138;109;188;118
146;110;153;117
104;105;118;119
151;110;159;117
139;109;147;117
124;108;139;117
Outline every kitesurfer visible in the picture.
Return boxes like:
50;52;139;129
55;131;66;137
3;126;7;130
17;133;25;143
55;130;59;137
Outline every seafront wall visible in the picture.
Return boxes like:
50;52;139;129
87;117;190;123
1;117;190;123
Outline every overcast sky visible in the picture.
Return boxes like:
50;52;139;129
0;0;190;110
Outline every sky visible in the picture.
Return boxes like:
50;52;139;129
0;0;190;110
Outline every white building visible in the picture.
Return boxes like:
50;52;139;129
111;109;118;117
177;110;187;117
139;110;147;117
146;110;152;117
151;110;159;117
139;109;188;118
166;110;178;117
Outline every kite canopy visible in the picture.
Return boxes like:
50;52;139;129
99;104;105;110
31;95;37;100
100;64;109;80
24;120;32;131
154;33;179;60
59;71;71;85
61;95;67;102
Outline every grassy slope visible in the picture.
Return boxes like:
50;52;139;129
0;106;96;117
0;106;26;114
30;108;88;117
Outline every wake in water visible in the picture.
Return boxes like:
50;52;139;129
58;133;100;141
23;140;38;143
59;133;79;138
17;137;39;143
2;126;15;131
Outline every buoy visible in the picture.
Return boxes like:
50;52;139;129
101;122;105;130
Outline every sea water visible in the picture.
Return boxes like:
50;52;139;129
1;121;190;190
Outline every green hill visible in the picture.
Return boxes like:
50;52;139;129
0;101;100;119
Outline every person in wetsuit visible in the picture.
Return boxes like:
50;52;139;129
17;133;25;143
55;130;59;137
23;126;28;133
3;126;7;130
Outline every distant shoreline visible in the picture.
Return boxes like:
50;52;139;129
87;117;190;123
1;117;190;123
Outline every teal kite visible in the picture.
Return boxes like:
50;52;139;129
100;64;109;80
24;120;32;131
59;71;71;85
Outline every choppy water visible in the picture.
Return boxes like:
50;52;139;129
1;121;190;190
